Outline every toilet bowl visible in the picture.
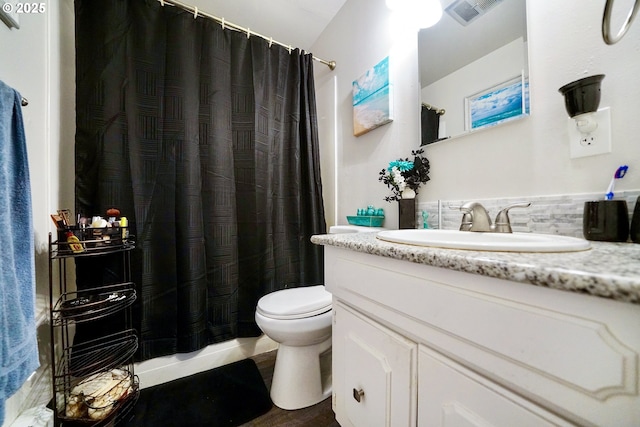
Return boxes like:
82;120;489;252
255;285;333;410
255;225;378;410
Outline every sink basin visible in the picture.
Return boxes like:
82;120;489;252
376;229;591;252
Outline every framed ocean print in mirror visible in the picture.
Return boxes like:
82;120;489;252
465;74;529;131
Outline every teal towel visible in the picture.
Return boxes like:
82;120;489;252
0;80;39;424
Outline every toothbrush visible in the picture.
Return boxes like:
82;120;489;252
605;165;629;200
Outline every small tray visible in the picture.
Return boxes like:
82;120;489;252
53;283;136;324
346;216;385;227
56;226;129;254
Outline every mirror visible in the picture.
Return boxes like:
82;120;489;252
418;0;529;144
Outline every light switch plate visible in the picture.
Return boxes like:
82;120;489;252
568;107;611;159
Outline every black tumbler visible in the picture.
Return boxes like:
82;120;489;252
630;197;640;243
583;200;629;242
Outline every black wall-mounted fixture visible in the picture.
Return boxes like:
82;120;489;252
558;74;605;134
559;74;605;118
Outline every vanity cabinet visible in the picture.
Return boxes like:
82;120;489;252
48;231;139;426
325;246;640;427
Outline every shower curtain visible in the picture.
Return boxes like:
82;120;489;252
74;0;326;361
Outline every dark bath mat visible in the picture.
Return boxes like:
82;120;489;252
123;358;272;427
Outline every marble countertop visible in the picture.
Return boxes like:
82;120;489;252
311;232;640;305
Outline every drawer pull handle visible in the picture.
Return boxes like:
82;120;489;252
352;388;365;403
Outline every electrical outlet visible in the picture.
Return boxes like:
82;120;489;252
568;107;611;158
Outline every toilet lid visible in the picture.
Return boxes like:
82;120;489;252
256;285;332;320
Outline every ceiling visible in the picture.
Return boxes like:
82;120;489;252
187;0;348;51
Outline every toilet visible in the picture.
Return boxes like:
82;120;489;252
255;285;333;410
255;225;384;410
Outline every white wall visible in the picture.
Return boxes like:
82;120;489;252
0;1;75;424
312;0;421;228
0;1;75;299
312;0;640;228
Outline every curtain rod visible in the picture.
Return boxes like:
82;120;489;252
422;102;445;115
158;0;336;71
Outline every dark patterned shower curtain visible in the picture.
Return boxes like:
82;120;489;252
74;0;326;361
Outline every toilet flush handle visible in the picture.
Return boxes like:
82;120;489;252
352;388;365;403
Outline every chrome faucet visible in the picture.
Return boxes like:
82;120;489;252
454;201;531;233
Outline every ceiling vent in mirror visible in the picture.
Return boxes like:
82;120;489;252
445;0;503;26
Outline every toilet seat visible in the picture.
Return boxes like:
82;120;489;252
256;285;332;320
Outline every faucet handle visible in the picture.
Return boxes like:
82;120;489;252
448;203;472;230
454;202;492;232
494;202;532;233
447;204;471;230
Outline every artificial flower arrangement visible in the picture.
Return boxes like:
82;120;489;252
378;148;430;202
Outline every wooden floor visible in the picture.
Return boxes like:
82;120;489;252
241;351;341;427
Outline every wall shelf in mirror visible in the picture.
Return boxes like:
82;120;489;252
418;0;529;144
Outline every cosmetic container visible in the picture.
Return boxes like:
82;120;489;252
630;197;640;243
583;200;629;242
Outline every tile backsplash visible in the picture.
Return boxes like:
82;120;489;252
417;190;640;238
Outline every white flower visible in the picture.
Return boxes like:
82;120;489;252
391;167;406;191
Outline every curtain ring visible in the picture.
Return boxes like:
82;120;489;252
159;0;164;6
269;37;273;48
288;45;292;54
221;17;225;30
247;28;251;39
193;6;198;19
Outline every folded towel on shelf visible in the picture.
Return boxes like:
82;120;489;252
421;104;441;146
0;79;39;425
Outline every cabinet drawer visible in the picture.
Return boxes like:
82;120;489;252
418;345;574;427
334;302;417;427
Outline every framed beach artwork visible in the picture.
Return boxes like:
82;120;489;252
352;56;393;137
465;74;529;131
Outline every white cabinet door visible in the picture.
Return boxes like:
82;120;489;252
333;302;417;427
417;345;575;427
